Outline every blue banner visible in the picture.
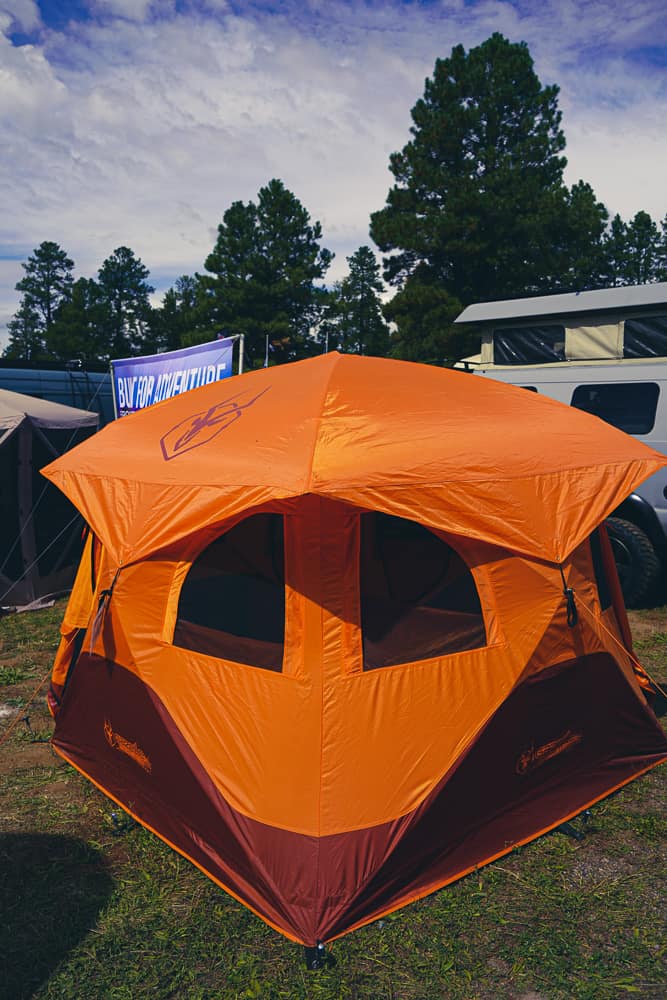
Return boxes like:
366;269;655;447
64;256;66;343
111;338;235;417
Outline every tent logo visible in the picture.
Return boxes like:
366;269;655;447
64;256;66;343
160;387;271;461
516;730;582;775
104;720;152;773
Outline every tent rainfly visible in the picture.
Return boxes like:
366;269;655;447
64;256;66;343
43;353;667;948
0;389;98;607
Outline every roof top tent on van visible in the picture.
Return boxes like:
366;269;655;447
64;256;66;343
454;282;667;607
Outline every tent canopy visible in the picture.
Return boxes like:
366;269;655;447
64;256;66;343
45;354;667;946
0;387;98;435
43;352;665;565
0;389;98;606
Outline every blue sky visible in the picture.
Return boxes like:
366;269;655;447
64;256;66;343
1;0;666;346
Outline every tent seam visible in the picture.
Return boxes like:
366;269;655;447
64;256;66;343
44;456;662;492
304;352;341;495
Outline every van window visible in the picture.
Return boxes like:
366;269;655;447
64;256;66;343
570;383;659;435
623;316;667;358
174;513;285;671
493;325;565;365
360;513;486;670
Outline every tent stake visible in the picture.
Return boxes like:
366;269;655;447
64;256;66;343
557;809;592;841
304;941;335;970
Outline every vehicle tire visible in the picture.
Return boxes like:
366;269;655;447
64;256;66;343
605;517;661;608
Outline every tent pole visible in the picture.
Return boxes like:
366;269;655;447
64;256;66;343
17;423;37;603
110;362;118;420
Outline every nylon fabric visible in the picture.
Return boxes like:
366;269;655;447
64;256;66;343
45;352;667;944
42;354;664;564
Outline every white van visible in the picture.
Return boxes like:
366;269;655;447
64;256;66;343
455;283;667;606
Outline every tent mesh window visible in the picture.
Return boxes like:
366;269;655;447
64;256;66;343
174;513;285;672
0;432;22;582
493;325;565;364
32;427;89;576
623;315;667;358
360;513;486;670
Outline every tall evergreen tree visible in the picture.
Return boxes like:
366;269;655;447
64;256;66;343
545;181;609;292
602;214;629;287
622;211;663;285
46;277;107;362
602;211;665;286
369;33;615;361
382;268;464;364
660;214;667;281
2;298;43;360
15;241;75;333
203;179;333;367
6;241;75;358
153;275;205;352
370;33;570;305
97;247;155;358
321;246;390;356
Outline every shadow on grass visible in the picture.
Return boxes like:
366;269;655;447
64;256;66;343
652;690;667;717
0;833;113;1000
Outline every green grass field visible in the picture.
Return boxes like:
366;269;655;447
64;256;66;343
0;601;665;1000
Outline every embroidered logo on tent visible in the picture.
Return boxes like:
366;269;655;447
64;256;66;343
104;720;152;773
516;730;583;775
160;387;270;460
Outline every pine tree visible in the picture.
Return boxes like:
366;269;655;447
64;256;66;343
660;214;667;281
602;211;665;286
203;180;333;367
321;247;390;356
369;33;618;362
603;214;629;287
623;212;663;285
6;241;75;358
382;269;464;364
3;299;44;360
370;33;570;306
154;275;206;352
46;277;107;362
97;247;155;358
545;181;609;292
15;241;74;333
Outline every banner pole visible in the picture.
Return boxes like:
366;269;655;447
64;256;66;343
110;362;118;420
238;334;245;375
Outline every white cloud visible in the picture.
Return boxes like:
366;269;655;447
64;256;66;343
0;1;665;349
0;0;41;33
85;0;175;23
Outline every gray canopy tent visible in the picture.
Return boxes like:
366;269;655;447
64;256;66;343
0;390;99;607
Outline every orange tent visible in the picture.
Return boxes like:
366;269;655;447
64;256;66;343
43;353;667;946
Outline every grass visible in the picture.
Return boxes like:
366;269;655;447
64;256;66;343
0;601;665;1000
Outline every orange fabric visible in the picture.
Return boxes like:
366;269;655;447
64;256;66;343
327;756;667;943
53;504;629;837
59;531;97;633
49;743;305;945
51;532;98;691
44;354;667;836
42;354;664;566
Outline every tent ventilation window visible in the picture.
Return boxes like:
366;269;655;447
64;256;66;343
360;513;486;670
493;325;565;364
174;513;285;672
